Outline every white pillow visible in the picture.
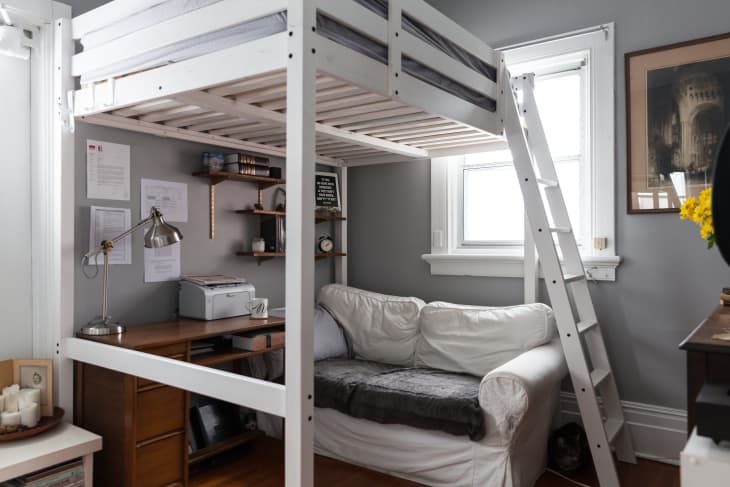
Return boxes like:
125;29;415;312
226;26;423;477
415;302;556;376
317;284;425;366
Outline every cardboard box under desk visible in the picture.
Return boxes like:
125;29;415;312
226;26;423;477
231;327;285;351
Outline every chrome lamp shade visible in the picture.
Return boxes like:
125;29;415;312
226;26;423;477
79;207;183;336
144;208;183;249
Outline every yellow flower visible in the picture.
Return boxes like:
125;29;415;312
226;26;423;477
680;197;697;220
679;188;714;246
701;220;713;240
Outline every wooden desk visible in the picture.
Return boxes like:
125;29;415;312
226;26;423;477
680;306;730;435
0;422;102;485
74;316;284;487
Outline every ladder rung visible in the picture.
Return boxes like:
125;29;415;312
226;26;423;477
604;419;624;443
577;320;598;334
563;273;585;284
536;177;558;187
549;226;571;233
591;368;611;388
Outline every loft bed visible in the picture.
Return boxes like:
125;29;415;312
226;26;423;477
59;1;629;486
70;0;504;164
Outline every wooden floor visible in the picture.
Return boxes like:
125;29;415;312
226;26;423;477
190;437;679;487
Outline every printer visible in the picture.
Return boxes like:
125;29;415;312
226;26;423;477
179;275;255;320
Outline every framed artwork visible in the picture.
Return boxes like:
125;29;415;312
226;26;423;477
315;172;341;213
13;359;53;416
626;33;730;213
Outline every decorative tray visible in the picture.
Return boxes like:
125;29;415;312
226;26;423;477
0;407;64;442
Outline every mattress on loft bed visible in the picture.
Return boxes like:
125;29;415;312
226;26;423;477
79;0;497;112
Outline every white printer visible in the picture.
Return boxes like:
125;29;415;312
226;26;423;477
179;275;255;320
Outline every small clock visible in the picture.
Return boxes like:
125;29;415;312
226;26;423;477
317;234;334;253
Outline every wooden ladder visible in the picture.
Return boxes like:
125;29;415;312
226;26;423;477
502;72;636;486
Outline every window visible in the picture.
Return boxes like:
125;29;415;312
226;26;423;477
425;24;619;281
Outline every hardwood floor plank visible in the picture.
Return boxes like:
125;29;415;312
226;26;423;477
190;436;679;487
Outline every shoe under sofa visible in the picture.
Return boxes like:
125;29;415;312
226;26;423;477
311;284;567;487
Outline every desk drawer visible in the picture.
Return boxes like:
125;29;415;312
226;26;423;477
135;431;185;487
137;345;187;390
136;386;185;443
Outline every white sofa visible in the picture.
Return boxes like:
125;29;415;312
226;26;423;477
315;284;567;487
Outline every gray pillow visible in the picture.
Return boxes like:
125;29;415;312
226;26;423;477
314;305;350;361
269;305;349;361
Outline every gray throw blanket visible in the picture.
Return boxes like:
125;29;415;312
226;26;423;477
314;358;485;441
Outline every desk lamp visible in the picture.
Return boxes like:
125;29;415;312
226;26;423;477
80;206;183;336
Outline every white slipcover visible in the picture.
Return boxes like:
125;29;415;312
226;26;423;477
415;302;556;376
318;284;425;366
315;339;567;487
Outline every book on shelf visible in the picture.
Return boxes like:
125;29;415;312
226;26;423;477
238;164;271;177
225;153;270;165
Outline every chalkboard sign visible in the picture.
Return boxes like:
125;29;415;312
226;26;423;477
315;172;341;210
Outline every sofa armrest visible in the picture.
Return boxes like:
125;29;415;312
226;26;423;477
479;339;567;445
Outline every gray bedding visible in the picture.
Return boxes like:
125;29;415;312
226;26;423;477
81;0;498;112
315;358;486;441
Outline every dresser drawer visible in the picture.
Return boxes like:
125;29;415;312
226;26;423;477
135;432;185;487
136;386;185;443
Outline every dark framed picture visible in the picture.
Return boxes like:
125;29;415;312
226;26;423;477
626;33;730;213
315;172;341;212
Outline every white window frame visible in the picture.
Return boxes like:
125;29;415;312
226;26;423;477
423;24;620;281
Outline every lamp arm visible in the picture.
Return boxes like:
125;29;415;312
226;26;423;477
82;214;154;261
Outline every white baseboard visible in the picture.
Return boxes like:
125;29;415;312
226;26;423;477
559;392;687;466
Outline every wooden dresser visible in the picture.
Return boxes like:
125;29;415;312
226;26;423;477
679;305;730;435
74;316;285;487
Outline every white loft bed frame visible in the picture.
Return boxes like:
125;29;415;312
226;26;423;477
53;1;609;486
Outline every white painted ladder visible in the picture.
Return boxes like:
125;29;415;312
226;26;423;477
502;72;636;486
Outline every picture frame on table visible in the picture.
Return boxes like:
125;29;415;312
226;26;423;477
13;359;53;417
626;33;730;213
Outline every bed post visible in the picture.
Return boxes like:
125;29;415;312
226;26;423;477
285;1;316;486
335;165;348;285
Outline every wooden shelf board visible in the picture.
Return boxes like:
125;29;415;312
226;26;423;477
188;430;263;465
193;170;285;189
235;252;346;261
235;208;346;222
191;343;285;367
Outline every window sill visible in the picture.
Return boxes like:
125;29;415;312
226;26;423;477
421;253;621;281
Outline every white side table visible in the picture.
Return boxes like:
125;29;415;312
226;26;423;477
681;427;730;486
0;422;102;486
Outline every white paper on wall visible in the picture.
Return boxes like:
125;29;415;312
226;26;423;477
86;140;130;201
144;242;181;283
140;178;188;223
89;206;132;265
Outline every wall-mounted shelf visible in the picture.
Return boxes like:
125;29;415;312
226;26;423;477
193;170;285;189
236;251;347;264
235;208;346;223
193;170;286;239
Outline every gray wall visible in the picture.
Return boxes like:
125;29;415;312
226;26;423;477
74;123;334;327
349;0;730;410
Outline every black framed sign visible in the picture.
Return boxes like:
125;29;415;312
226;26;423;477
315;172;341;211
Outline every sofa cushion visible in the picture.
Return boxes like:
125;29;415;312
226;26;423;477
315;358;485;440
317;284;425;366
415;302;556;377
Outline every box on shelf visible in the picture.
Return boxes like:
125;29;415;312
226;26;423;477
231;327;285;351
1;459;84;487
202;152;225;172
